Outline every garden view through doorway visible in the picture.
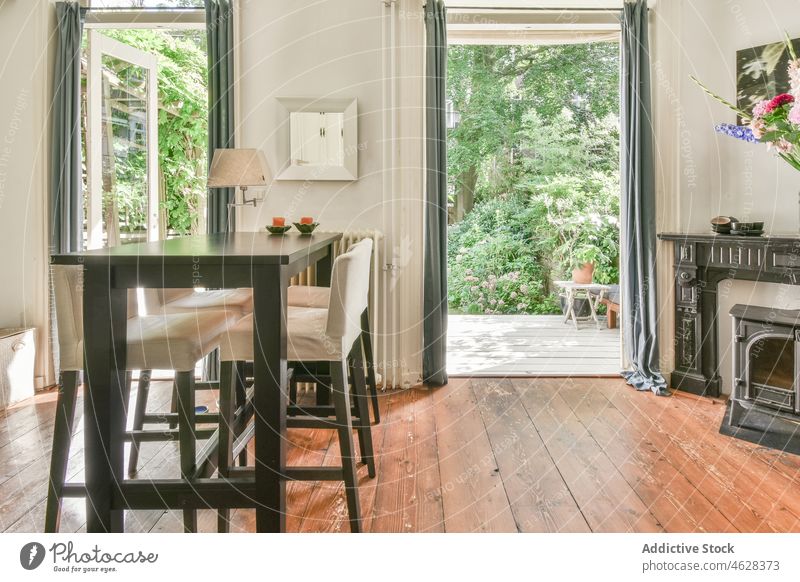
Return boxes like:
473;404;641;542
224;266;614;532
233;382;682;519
445;40;622;376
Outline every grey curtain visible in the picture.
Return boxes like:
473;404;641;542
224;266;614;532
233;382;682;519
205;0;235;234
423;0;448;387
204;0;235;381
50;2;84;255
620;0;667;395
50;2;84;379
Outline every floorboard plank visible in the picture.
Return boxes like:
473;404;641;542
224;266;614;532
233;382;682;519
371;388;445;532
433;379;517;532
602;383;800;533
557;379;738;533
512;378;663;533
471;378;590;532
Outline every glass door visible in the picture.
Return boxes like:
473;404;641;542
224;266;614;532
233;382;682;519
86;30;159;249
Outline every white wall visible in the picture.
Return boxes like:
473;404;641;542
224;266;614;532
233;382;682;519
0;0;54;388
652;0;800;394
235;0;425;387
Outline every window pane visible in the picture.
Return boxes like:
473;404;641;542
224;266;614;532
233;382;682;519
101;54;150;246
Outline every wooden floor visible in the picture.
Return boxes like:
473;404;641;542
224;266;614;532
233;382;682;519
2;377;800;533
448;315;620;376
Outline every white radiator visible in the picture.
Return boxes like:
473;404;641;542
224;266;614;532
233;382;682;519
291;229;395;388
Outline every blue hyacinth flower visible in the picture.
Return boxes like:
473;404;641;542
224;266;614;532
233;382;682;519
714;123;759;143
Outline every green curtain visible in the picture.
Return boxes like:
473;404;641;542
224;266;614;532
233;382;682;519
620;0;667;395
423;0;448;387
205;0;235;234
50;2;84;254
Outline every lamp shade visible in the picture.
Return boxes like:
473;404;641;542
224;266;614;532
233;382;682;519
208;148;271;188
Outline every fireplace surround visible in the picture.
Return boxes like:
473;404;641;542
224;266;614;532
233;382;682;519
659;233;800;397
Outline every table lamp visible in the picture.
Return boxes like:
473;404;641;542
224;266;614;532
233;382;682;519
207;148;272;207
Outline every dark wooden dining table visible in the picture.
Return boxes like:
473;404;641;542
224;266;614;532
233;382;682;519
50;231;342;533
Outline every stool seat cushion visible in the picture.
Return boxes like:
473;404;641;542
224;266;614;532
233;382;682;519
219;308;343;363
159;289;253;314
287;286;330;309
127;310;241;371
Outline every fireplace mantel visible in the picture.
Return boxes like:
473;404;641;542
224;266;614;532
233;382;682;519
658;232;800;397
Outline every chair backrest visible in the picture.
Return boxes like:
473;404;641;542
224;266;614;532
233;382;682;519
51;265;84;371
52;265;141;370
326;238;373;350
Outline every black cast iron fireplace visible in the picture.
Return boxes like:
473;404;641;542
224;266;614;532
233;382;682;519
724;304;800;454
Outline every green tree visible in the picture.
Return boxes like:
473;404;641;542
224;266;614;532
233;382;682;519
447;42;620;217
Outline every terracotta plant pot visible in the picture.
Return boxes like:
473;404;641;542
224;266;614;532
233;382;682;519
571;262;595;284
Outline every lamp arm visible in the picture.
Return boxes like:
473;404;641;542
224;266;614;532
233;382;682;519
228;185;263;208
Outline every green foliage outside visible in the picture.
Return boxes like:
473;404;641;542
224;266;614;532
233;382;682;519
102;28;208;235
446;43;620;315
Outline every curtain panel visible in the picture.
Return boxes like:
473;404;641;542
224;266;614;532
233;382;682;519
204;0;235;381
206;0;235;234
620;0;667;395
423;0;448;387
51;2;84;255
50;2;84;378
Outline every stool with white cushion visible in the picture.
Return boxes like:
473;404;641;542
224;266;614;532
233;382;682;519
215;240;377;533
46;266;241;533
127;287;252;473
287;274;380;424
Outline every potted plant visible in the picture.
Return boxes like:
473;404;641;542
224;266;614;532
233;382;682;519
569;244;602;284
556;215;614;283
551;211;619;318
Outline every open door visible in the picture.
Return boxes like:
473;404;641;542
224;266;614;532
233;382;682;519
86;30;159;249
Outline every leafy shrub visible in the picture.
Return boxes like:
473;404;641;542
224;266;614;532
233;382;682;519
447;172;619;314
448;195;559;315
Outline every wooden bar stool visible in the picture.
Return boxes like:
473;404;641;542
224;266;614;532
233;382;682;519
127;287;253;473
46;265;242;533
216;239;377;533
287;281;380;423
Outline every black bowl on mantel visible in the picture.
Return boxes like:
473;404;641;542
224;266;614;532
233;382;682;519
711;215;738;235
730;220;765;236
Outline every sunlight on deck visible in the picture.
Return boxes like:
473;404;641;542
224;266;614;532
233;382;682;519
447;314;621;376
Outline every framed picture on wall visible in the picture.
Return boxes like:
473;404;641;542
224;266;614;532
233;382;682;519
736;36;800;124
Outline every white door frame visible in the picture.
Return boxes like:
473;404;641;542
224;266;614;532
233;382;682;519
86;30;159;248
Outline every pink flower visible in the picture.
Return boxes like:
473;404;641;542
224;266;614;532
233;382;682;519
752;99;771;119
790;59;800;96
789;103;800;126
765;93;795;114
749;118;766;139
778;139;794;154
